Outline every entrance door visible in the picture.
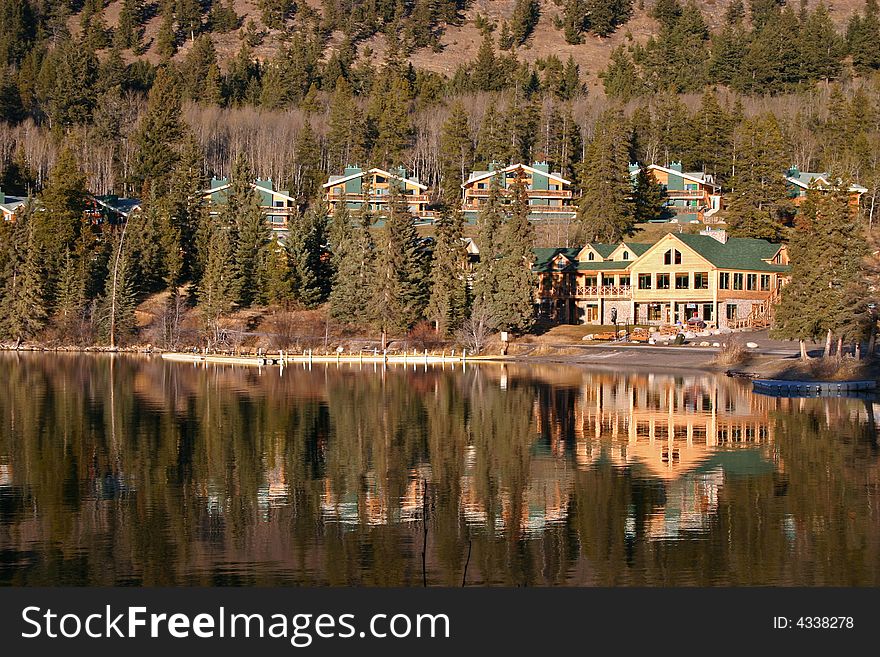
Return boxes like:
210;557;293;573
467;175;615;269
584;305;599;324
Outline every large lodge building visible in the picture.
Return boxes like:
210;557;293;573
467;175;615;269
533;228;790;329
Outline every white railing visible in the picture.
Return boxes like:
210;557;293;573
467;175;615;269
575;285;632;298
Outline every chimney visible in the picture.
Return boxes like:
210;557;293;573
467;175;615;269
669;161;683;173
700;227;728;244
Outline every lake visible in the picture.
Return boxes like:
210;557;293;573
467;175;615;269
0;353;878;586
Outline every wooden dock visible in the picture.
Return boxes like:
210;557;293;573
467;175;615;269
753;378;877;397
161;350;472;367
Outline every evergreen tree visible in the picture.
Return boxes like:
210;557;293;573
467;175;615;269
798;2;845;82
773;184;870;356
329;206;374;326
426;209;469;336
37;147;88;302
157;2;177;60
368;184;427;340
54;249;87;340
489;178;535;332
576;109;634;243
180;34;219;103
47;38;99;128
601;46;644;101
371;73;413;167
472;175;503;309
258;0;295;25
632;164;666;223
326;77;363;172
0;206;47;345
80;0;111;50
439;101;473;208
131;68;183;192
198;217;237;342
116;0;145;50
288;206;330;307
727;114;790;241
167;134;207;282
510;0;540;45
226;155;270;307
476;103;508;166
208;0;240;33
847;0;880;72
176;0;202;42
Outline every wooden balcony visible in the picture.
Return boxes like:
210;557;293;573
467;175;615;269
464;202;575;214
465;188;573;199
538;285;633;299
327;193;432;204
666;190;708;201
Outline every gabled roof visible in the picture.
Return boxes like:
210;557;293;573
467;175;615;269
92;195;141;218
616;242;653;257
322;167;428;191
205;180;299;204
532;247;581;272
576;243;618;261
465;163;571;188
671;234;790;272
0;195;27;217
786;171;867;194
634;164;720;191
576;261;631;271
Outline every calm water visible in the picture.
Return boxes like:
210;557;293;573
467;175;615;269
0;353;878;586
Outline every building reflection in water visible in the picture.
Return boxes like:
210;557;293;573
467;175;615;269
1;354;878;586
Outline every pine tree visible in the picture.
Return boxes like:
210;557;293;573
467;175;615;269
475;103;508;166
0;206;47;345
198;217;238;342
799;2;844;82
131;68;183;193
208;0;240;33
176;0;202;42
439;101;473;208
326;77;362;172
368;185;427;340
37;148;88;302
847;0;880;72
773;184;870;356
510;0;540;45
329;206;374;326
489;178;535;332
258;0;295;25
727;114;790;241
80;0;111;50
601;46;644;101
263;239;292;305
156;2;177;60
371;74;413;167
54;249;86;340
180;34;219;103
226;155;270;307
472;175;503;309
288;207;330;307
632;164;666;223
167;134;207;282
426;209;469;336
115;0;144;50
576;109;634;243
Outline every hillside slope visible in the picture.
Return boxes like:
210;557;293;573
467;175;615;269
95;0;867;90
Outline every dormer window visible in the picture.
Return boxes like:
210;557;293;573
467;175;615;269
622;251;629;260
588;252;595;261
664;249;682;265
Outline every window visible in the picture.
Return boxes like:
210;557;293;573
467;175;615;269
588;252;595;261
619;276;630;287
664;249;682;265
622;251;629;260
733;273;744;290
694;272;709;289
719;272;730;289
657;274;670;289
675;273;689;289
647;304;662;321
726;304;738;321
638;274;652;289
747;274;757;291
376;175;386;183
760;275;771;291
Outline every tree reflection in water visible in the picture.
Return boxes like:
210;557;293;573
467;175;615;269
0;354;877;586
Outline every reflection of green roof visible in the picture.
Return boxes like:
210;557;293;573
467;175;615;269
693;449;775;476
673;234;790;272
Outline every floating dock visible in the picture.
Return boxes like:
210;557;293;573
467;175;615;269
161;351;471;367
753;378;877;397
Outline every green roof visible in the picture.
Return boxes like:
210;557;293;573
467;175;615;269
672;234;790;272
576;261;631;271
621;242;652;256
531;247;580;272
588;243;618;258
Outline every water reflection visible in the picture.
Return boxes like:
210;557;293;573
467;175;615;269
0;354;877;586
